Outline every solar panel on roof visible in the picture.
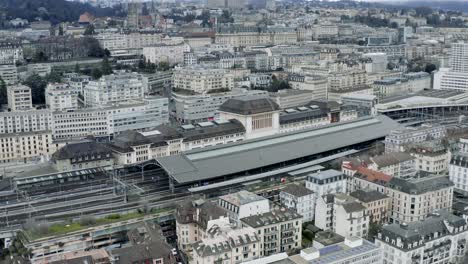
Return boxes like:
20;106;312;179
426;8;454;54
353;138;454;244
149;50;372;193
319;244;342;255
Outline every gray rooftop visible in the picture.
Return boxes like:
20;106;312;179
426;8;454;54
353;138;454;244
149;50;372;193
281;183;314;197
241;208;302;228
220;190;266;206
219;96;280;115
156;116;398;184
307;169;343;181
371;152;414;167
349;189;388;203
386;174;454;195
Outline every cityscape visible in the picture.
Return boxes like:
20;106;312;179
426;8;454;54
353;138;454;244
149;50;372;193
1;0;468;263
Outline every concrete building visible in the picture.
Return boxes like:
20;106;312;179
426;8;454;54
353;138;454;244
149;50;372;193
434;42;468;91
288;238;382;264
280;183;315;222
45;83;79;111
0;43;23;65
172;88;267;123
143;42;189;65
141;71;172;95
0;64;18;84
368;152;416;179
7;84;32;111
83;72;144;107
372;72;430;100
288;74;328;101
376;210;468;264
350;189;390;224
386;173;454;223
362;52;388;73
449;138;468;194
407;141;450;174
192;226;261;264
341;94;378;116
306;169;347;197
218;190;270;225
51;96;168;140
269;90;315;109
384;123;446;153
51;141;113;171
0;130;58;165
95;33;162;52
219;97;281;139
0;109;51;134
241;208;303;257
173;66;235;94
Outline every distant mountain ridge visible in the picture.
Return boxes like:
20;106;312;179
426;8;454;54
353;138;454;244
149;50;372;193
369;0;468;13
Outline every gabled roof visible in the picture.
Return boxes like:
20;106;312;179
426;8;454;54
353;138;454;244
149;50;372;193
52;141;111;160
354;167;392;186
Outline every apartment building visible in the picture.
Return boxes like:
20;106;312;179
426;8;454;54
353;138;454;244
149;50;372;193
376;210;468;264
384;123;446;153
142;42;189;65
241;208;303;257
288;74;328;100
45;83;79;111
408;141;450;174
449;139;468;193
51;141;114;171
368;152;416;179
288;238;382;264
280;183;315;222
218;190;270;225
350;189;391;224
343;165;392;194
173;66;235;94
0;109;52;134
306;169;347;197
386;174;454;223
0;64;18;84
95;33;162;51
0;130;59;165
372;72;430;100
83;72;144;107
0;43;23;65
192;226;261;264
434;42;468;91
7;84;32;111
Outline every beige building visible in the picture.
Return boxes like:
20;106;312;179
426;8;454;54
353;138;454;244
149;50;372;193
143;42;189;65
51;141;114;172
0;130;58;165
386;174;454;223
7;84;32;111
350;189;390;224
241;208;302;257
173;66;235;94
407;141;450;174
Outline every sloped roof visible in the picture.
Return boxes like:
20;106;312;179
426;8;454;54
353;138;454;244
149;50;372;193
219;96;280;115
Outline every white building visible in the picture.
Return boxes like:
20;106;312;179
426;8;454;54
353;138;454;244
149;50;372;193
218;97;281;139
408;141;450;174
280;183;315;222
363;52;388;73
376;210;468;264
384;123;446;153
368;152;416;179
0;43;23;65
0;64;18;85
241;208;303;257
306;169;347;197
0;109;51;134
143;42;189;65
434;42;468;91
173;66;235;94
450;138;468;193
288;238;382;264
83;72;144;107
95;33;163;52
192;226;261;264
51;96;168;140
373;72;430;100
333;194;369;239
288;74;328;101
7;84;32;111
386;174;454;223
45;83;79;111
218;191;270;225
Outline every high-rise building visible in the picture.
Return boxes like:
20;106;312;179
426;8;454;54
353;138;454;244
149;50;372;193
434;42;468;91
7;84;32;111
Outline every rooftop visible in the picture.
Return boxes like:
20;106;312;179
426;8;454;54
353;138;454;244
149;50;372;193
281;183;314;197
219;190;267;206
241;208;302;228
371;152;415;167
387;173;453;195
156;116;398;184
219;96;280;115
349;189;388;203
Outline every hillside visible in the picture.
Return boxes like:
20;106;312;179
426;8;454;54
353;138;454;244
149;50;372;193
0;0;123;24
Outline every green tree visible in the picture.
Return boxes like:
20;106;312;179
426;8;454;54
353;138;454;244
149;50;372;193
158;61;170;71
74;63;80;73
23;74;47;104
0;77;7;105
58;25;64;36
101;57;113;75
424;63;437;73
91;68;102;80
46;70;62;83
84;24;95;35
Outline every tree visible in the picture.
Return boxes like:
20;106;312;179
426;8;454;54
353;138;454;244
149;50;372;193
84;37;105;57
91;68;102;80
424;63;437;73
23;74;47;104
415;6;433;17
58;25;64;36
74;63;80;73
84;24;95;35
390;22;399;29
46;70;62;83
101;57;113;75
0;77;7;105
158;61;170;71
32;51;48;62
